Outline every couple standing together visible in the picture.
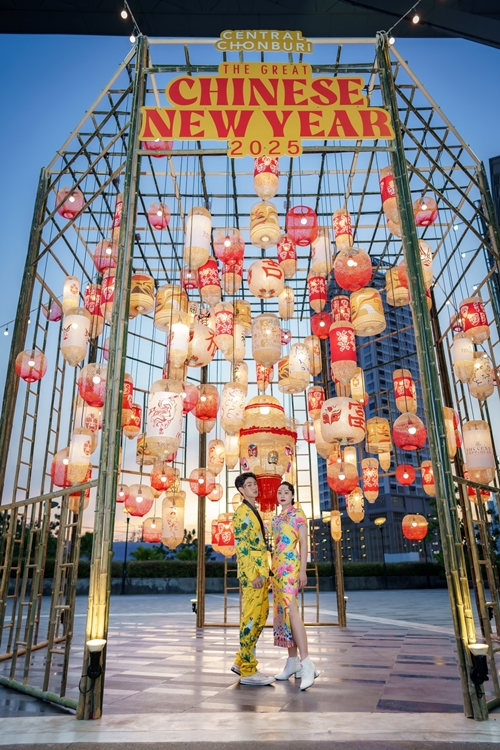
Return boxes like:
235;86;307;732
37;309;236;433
230;472;317;690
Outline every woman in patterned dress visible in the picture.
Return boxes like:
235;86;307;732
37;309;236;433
271;481;316;690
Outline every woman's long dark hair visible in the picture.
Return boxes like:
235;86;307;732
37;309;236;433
278;481;295;505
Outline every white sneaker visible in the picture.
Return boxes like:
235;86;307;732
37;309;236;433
240;671;276;686
275;656;301;680
231;663;241;675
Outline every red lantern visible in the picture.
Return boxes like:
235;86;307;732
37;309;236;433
198;257;221;307
180;267;198;290
116;483;129;503
77;364;107;407
189;468;216;497
182;382;199;414
392;414;427;451
331;295;351;322
143;139;174;157
413;196;438;227
51;447;71;488
256;474;282;513
254;156;279;200
193;384;219;421
93;239;117;273
123;403;142;439
329;321;357;384
142;517;163;543
362;458;379;502
302;421;315;443
286;206;318;246
121;372;134;427
307;385;325;420
256;363;274;392
150;462;178;492
56;187;84;219
379;165;398;223
333;247;372;292
311;311;331;339
464;469;490;504
308;273;327;313
421;460;435;496
148;202;170;230
208;483;224;502
396;464;415;485
15;350;47;383
125;484;155;517
402;514;428;541
460;296;489;344
332;208;353;250
213;228;245;267
327;461;358;495
277;234;297;278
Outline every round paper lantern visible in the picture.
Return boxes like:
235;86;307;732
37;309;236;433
347;487;364;523
350;368;366;404
304;335;322;377
43;299;63;322
331;510;342;541
331;295;351;322
208;483;224;503
150;462;178;492
162;491;186;549
194;384;219;425
154;284;188;331
125;484;155;517
148;202;170;230
142;517;163;543
362;458;379;502
402;514;428;541
413;195;438;226
123;403;142;439
311;311;331;340
277;234;297;278
93;239;117;273
385;267;409;307
189;468;216;497
215;513;236;557
220;382;246;434
308;273;327;313
320;397;365;445
221;261;243;295
256;363;274;393
332;208;353;251
278;286;294;320
393;368;417;414
198;257;222;307
144;138;173;156
187;323;218;368
239;395;297;481
180;382;198;415
302;421;315;443
463;420;496;483
208;439;225;475
61;308;91;366
62;275;80;315
396;464;415;486
392;413;427;451
460;296;489;343
469;353;494;400
116;483;129;503
379;165;399;224
286;206;318;246
180;267;198;291
421;460;435;497
443;406;457;459
464;469;491;504
307;385;325;420
249;201;281;249
366;417;392;454
136;434;156;466
254;156;279;200
311;227;332;276
15;349;47;383
184;206;211;270
225;434;240;469
452;334;474;383
129;274;155;318
329;321;357;384
248;259;285;299
213;227;245;266
77;363;107;407
68;428;92;484
327;460;358;494
350;288;386;337
255;474;283;513
334;247;372;292
51;447;71;488
252;313;281;367
56;186;84;219
147;379;184;458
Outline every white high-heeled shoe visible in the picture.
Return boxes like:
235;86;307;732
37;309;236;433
300;656;317;690
275;656;301;680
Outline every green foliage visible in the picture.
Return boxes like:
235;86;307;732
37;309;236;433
130;544;168;561
316;561;444;578
79;532;94;560
174;528;216;561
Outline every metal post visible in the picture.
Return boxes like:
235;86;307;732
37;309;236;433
379;526;388;588
376;31;487;721
196;365;208;629
121;517;130;596
77;36;147;720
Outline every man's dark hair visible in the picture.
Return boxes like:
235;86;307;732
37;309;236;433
279;480;295;504
235;472;258;493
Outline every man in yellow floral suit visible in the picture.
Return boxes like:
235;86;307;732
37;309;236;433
231;472;275;686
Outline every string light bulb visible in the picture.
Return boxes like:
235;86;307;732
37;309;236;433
130;32;136;43
412;13;420;24
3;328;8;336
389;36;395;45
121;8;128;18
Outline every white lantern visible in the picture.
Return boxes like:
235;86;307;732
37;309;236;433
278;287;294;320
320;397;366;445
311;227;332;276
463;420;496;483
252;313;281;368
304;335;322;377
187;323;218;368
469;353;494;400
288;343;311;393
62;275;80;315
313;418;332;459
162;491;186;549
220;383;246;435
223;323;246;364
249;201;281;248
347;487;364;523
208;439;225;475
184;206;212;271
146;379;184;458
225;433;240;469
68;428;92;484
443;406;457;460
214;301;234;355
248;259;285;299
343;446;357;467
232;360;249;391
61;308;91;366
167;311;191;367
350;367;366;405
453;334;475;383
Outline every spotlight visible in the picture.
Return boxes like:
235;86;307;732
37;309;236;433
121;8;128;19
86;639;106;681
412;13;420;24
453;224;459;231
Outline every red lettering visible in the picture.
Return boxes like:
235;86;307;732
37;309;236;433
248;78;279;106
232;78;245;107
272;65;278;74
166;77;197;106
310;78;338;106
337;78;366;106
263;110;293;137
298;111;325;138
178;110;205;138
359;109;394;138
327;110;358;138
208;110;254;138
283;79;308;106
139;108;176;139
199;77;229;106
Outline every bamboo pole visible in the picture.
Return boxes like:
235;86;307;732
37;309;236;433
196;366;208;629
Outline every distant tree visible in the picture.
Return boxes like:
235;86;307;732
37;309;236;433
175;528;216;561
130;545;168;561
79;531;94;560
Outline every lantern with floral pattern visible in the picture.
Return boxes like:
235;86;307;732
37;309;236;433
100;269;116;323
469;353;494;400
308;273;327;313
362;458;379;502
254;156;279;199
421;460;435;496
277;234;297;278
332;208;353;250
320;397;365;445
393;368;417;413
256;363;274;393
198;257;222;307
379;165;399;224
123;403;142;439
329;321;357;384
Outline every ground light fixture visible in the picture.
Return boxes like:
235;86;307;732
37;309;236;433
78;639;107;693
469;643;489;698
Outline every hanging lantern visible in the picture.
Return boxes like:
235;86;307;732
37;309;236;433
397;242;433;291
68;468;92;514
285;344;311;394
154;284;188;331
320;397;365;445
181;382;199;414
211;519;221;552
343;446;357;467
165;312;190;368
332;208;353;251
74;396;101;435
216;513;236;557
102;336;110;361
93;239;117;273
233;360;249;391
278;286;295;320
307;385;325;420
51;447;71;488
362;458;379;502
402;514;428;541
196;418;215;434
129;274;155;318
311;311;331;340
366;417;392;454
220;383;246;434
124;484;154;517
385;267;409;307
213;227;245;266
256;363;274;393
392;413;427;451
327;459;358;494
329;321;357;384
68;428;92;484
162;491;186;549
208;439;225;475
248;259;285;299
346;487;364;523
350;288;386;337
42;299;63;322
193;383;219;424
254;156;279;200
225;433;240;469
334;247;372;292
311;227;332;276
123;403;142;439
77;363;107;408
469;353;494;400
189;468;216;497
396;464;416;486
208;483;224;503
452;334;475;383
421;460;435;497
221;260;243;295
15;349;47;383
286;206;318;246
277;234;297;279
393;368;417;414
443;406;457;459
61;308;91;366
62;275;80;315
463;420;496;483
184;206;212;270
214;301;234;355
136;434;156;466
460;296;489;343
150;462;178;492
111;193;122;241
413;195;438;226
84;283;104;338
379;452;391;471
252;313;281;367
350;368;366;405
331;295;351;322
116;483;129;504
234;300;252;333
379;165;399;224
56;186;84;219
180;267;198;291
302;421;315;443
187;323;218;368
100;269;116;323
330;510;342;541
142;517;163;543
464;469;491;504
198;257;222;307
144;138;174;156
334;378;350;397
313;418;332;459
249;201;281;249
146;379;184;458
307;273;327;313
304;335;322;377
148;202;170;230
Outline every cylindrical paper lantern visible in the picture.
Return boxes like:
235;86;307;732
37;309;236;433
393;368;417;414
385;267;409;307
329;321;357;384
332;208;353;251
379;452;391;471
221;261;243;295
307;386;325;420
343;446;357;467
453;334;475;383
379;165;399;223
366;417;392;454
278;286;294;320
84;283;104;338
320;397;365;445
256;363;274;393
142;517;163;543
277;234;297;278
15;349;47;383
421;460;435;496
331;510;342;541
288;343;311;393
198;257;222;307
154;284;188;331
187;323;218;368
311;311;331;340
68;468;92;514
213;227;245;266
93;239;117;273
194;383;219;424
162;491;186;549
136;433;156;466
68;428;92;484
413;195;438;226
62;275;80;315
308;273;327;313
189;468;216;497
225;433;240;469
460;296;489;344
74;396;101;435
252;313;281;367
302;421;315;443
184;206;212;270
392;413;427;451
61;308;91;366
148;201;170;230
100;269;116;322
147;379;184;458
231;361;249;392
397;243;433;291
350;288;386;337
311;227;332;276
77;363;107;407
196;417;215;434
443;406;457;459
220;383;246;434
123;403;142;439
208;439;225;475
286;206;318;246
166;311;190;368
346;487;364;523
130;273;155;317
214;301;234;354
331;295;351;322
248;259;285;299
334;247;372;292
56;187;84;220
254;156;279;200
402;514;428;541
396;464;415;485
304;335;322;376
250;201;281;248
51;447;71;488
350;367;366;405
463;420;496;483
313;418;332;459
362;458;379;502
181;382;199;414
216;513;236;557
464;469;491;505
469;353;494;400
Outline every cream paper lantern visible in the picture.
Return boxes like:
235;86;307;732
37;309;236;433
307;385;325;420
311;226;332;276
231;492;241;512
154;284;188;332
277;234;297;279
330;510;342;541
463;420;496;483
350;367;366;404
379;452;391;471
62;275;80;315
223;323;246;364
332;208;353;251
221;262;243;295
385;267;409;307
366;417;392;454
443;406;457;460
254;156;279;200
167;311;191;368
208;439;225;476
232;361;249;391
129;274;155;317
196;418;215;434
68;428;92;484
288;343;311;393
136;434;156;466
350;288;386;337
220;383;246;435
234;300;252;333
73;396;101;436
146;379;184;458
61;308;92;366
453;334;475;383
184;206;212;270
469;353;494;400
343;446;357;467
249;201;281;248
313;419;332;460
304;335;322;377
214;301;234;355
100;269;115;323
347;487;364;523
248;259;285;299
225;433;240;469
162;491;186;550
320;397;366;445
187;323;218;368
278;287;294;320
252;313;281;368
362;458;379;502
393;368;417;413
421;460;436;497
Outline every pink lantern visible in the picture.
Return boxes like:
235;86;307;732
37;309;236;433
42;299;62;322
125;484;155;517
51;448;71;488
122;372;134;426
331;295;351;323
193;384;219;422
15;350;47;383
308;273;327;313
208;483;224;502
286;206;318;246
311;311;331;340
413;196;438;226
302;421;315;443
93;239;118;273
116;484;129;503
148;202;170;230
123;403;142;439
392;413;427;451
182;382;199;414
150;462;178;492
189;468;216;497
213;228;245;267
329;321;357;384
100;269;115;322
198;257;221;307
277;234;297;278
334;247;372;292
254;156;279;200
142;517;163;543
56;187;84;219
180;267;198;290
84;283;104;337
77;363;107;407
256;363;274;392
143;139;174;157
